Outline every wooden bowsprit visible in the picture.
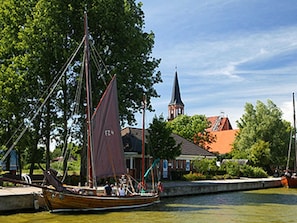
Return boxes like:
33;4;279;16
0;176;48;190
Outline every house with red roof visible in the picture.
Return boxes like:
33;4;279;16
123;71;240;180
206;115;233;131
167;70;239;155
206;116;239;154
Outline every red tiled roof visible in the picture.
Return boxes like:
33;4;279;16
207;129;239;154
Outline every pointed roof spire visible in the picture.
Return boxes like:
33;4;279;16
169;71;184;106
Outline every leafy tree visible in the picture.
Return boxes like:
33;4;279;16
0;1;36;176
248;140;271;167
232;100;291;171
167;114;215;150
147;115;181;160
0;0;161;175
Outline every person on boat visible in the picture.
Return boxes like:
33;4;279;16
118;184;125;196
104;181;112;196
157;181;164;194
119;175;127;185
137;181;147;192
110;184;116;196
285;170;292;178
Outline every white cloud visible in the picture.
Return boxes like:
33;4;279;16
131;1;297;129
280;99;294;125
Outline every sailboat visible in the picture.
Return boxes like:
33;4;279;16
39;13;160;212
281;92;297;188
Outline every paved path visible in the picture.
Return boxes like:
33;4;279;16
0;186;42;196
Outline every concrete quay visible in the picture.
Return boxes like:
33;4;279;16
160;177;282;198
0;186;43;212
0;177;282;212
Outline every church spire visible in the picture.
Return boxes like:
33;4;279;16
168;70;184;121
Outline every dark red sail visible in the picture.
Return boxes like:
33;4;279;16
91;75;126;178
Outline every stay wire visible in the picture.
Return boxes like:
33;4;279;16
1;37;86;163
61;53;85;182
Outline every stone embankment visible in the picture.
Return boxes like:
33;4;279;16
0;177;282;212
160;177;282;198
0;186;43;212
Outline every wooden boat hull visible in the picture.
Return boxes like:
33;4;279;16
42;188;160;212
281;176;297;188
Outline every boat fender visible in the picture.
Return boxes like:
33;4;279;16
34;199;39;210
21;174;32;185
157;181;164;193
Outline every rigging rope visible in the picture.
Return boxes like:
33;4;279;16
1;37;86;163
61;50;85;182
3;58;69;151
89;43;114;87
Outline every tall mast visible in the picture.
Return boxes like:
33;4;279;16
293;92;297;172
84;12;95;188
141;94;147;186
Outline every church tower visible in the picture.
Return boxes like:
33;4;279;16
168;71;184;121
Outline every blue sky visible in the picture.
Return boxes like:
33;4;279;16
133;0;297;128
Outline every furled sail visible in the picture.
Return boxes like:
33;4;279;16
91;75;126;178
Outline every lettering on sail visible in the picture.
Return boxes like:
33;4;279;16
104;129;114;136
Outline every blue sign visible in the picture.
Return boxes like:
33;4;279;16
0;150;19;171
163;160;168;178
186;160;190;171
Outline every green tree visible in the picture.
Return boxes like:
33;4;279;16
0;0;161;176
167;114;215;150
0;1;35;176
248;140;271;167
147;115;181;160
232;100;291;171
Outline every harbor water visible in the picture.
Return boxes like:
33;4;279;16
1;187;296;223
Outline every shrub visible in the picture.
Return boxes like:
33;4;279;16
240;165;254;177
193;158;218;175
183;172;207;181
239;165;268;178
184;160;268;180
250;166;268;178
220;161;240;177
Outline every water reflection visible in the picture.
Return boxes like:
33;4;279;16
1;188;297;223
